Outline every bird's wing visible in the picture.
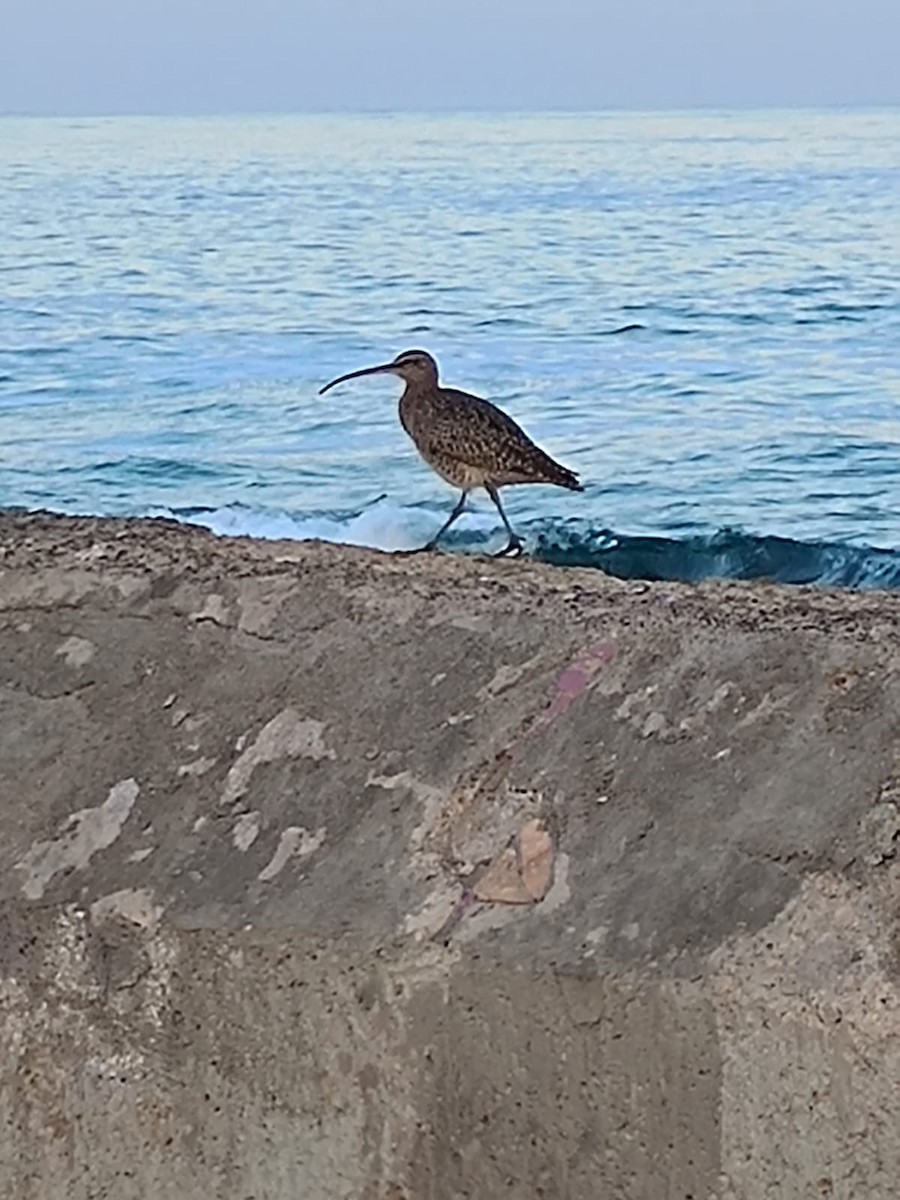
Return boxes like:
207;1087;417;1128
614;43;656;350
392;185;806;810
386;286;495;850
418;389;579;486
419;389;540;463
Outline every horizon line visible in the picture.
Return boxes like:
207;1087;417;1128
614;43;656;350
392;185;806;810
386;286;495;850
2;101;899;121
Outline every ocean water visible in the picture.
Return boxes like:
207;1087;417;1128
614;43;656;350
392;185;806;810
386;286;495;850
2;110;900;587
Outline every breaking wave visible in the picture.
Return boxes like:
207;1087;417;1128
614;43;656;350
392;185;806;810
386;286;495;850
147;500;900;591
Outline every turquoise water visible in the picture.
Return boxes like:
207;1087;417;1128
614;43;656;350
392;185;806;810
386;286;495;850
2;111;900;585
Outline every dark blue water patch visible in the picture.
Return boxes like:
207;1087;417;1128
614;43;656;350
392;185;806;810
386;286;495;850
2;384;69;399
473;316;534;328
814;301;891;315
528;521;900;590
63;457;228;482
7;344;70;357
795;316;855;327
98;333;158;344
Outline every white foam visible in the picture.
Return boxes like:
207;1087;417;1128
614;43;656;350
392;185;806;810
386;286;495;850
145;500;501;554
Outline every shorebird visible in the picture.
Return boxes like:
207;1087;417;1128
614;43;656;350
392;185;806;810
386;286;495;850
319;349;583;556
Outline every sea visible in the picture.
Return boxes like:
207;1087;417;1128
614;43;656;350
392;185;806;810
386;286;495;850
2;110;900;587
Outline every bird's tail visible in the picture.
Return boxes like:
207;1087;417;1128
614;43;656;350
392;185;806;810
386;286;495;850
557;467;584;492
543;456;584;492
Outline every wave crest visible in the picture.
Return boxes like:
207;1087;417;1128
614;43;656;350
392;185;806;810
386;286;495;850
147;502;900;591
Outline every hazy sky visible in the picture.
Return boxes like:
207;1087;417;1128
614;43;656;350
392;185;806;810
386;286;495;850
2;0;898;116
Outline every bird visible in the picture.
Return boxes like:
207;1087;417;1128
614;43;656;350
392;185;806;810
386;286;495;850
319;349;583;557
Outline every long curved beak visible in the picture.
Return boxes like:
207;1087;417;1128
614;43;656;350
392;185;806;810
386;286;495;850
319;362;396;395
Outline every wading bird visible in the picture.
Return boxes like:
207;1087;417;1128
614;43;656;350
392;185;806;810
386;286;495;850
319;349;583;556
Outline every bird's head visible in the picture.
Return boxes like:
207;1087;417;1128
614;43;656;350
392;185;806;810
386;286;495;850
319;349;439;395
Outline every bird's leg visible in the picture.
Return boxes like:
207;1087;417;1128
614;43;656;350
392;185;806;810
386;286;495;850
485;483;524;558
423;491;468;551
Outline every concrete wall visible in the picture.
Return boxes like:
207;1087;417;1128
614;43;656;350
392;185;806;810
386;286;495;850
1;511;899;1199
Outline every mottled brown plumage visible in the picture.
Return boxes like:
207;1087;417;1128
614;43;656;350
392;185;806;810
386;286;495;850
320;349;583;556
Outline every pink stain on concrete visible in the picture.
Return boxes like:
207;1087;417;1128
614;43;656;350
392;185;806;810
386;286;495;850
531;641;616;734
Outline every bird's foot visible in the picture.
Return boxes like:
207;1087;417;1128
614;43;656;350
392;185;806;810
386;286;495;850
492;537;524;559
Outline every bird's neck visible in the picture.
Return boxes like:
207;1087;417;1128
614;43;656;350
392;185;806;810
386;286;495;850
398;381;430;438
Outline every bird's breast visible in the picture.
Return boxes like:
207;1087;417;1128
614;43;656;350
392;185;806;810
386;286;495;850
397;392;437;456
398;393;487;489
397;391;423;441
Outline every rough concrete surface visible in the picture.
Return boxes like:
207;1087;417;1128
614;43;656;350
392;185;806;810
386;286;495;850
1;511;899;1200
